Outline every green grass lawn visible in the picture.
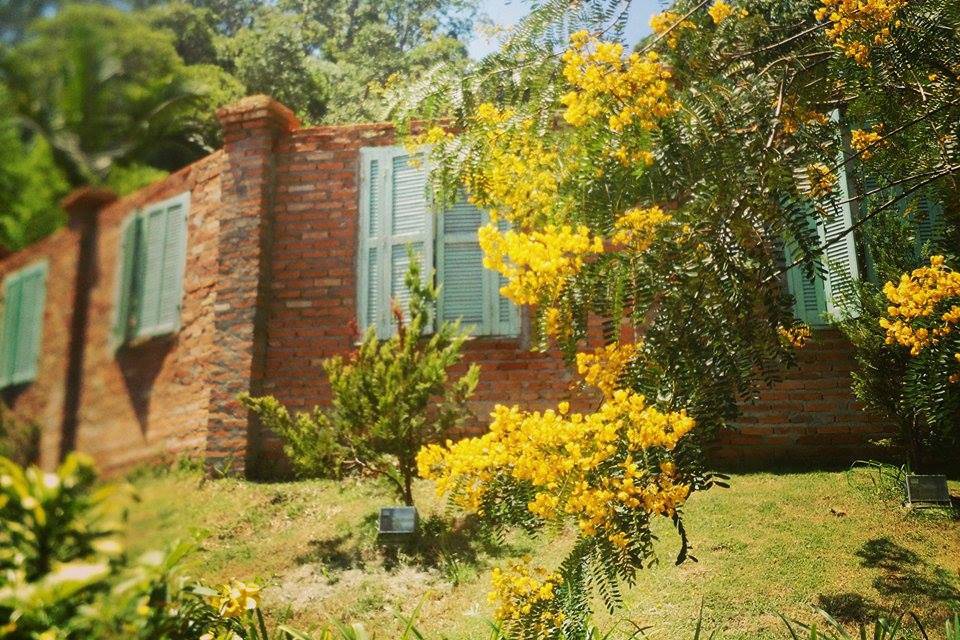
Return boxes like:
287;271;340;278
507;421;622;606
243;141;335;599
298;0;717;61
124;466;960;639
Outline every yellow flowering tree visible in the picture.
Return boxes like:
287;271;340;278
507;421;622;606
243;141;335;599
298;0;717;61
393;0;959;634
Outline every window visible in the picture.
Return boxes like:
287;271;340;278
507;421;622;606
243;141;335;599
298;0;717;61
783;155;861;326
113;193;189;346
0;261;48;388
358;146;519;339
783;112;947;326
783;112;862;326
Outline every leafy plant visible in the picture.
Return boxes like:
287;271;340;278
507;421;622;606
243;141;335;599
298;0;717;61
0;403;40;467
243;251;479;506
837;205;959;468
0;453;125;581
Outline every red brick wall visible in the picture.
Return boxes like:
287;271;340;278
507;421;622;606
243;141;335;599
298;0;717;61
0;153;224;473
0;228;81;465
717;329;893;466
0;96;894;476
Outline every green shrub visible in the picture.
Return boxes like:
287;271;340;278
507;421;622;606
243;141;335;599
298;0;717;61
0;404;39;467
836;206;960;468
243;251;479;506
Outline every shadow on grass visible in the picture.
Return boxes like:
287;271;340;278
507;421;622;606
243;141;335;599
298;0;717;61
818;537;960;626
816;592;882;624
293;512;528;579
856;537;960;608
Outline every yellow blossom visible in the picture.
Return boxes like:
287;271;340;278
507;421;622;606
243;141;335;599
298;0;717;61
879;256;960;356
708;1;735;24
479;223;603;305
851;125;886;160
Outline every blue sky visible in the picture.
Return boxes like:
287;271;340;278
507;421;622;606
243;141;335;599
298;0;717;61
468;1;660;58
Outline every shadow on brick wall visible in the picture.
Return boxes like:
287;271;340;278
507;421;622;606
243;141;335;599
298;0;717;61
116;338;175;434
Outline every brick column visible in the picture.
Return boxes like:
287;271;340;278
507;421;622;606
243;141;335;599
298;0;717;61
60;187;116;462
206;96;299;475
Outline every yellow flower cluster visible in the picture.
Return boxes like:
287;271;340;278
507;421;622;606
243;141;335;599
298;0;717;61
708;1;735;24
850;125;886;160
489;563;566;634
779;98;829;135
575;342;638;399
650;11;697;49
778;324;813;349
478;223;603;305
560;31;675;132
209;580;261;618
814;0;905;64
879;256;960;356
805;163;836;198
417;384;695;536
464;104;565;227
611;205;673;251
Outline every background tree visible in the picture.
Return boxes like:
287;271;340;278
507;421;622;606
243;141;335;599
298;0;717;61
0;5;229;188
0;0;480;251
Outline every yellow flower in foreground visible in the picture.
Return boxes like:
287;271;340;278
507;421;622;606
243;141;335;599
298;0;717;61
210;580;261;618
479;223;603;305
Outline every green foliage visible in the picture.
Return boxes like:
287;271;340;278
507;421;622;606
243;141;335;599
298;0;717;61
0;4;215;187
219;9;331;121
243;252;479;506
836;205;959;467
0;403;39;467
0;86;68;251
0;453;129;637
0;453;125;581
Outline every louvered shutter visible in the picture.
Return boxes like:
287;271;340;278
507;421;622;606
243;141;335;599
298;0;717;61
818;162;861;317
137;205;167;335
155;196;189;334
438;198;486;333
387;151;433;333
491;218;519;336
11;263;46;384
784;231;827;325
914;193;945;252
817;115;861;318
358;151;384;335
358;147;434;339
112;213;140;348
134;194;189;338
0;273;23;386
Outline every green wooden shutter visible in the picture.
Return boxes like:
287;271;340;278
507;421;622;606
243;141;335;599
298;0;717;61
818;115;862;318
0;262;47;387
133;193;189;339
438;198;486;334
784;235;827;325
137;205;168;336
358;151;385;335
11;263;46;385
491;218;520;336
112;212;140;348
819;165;861;317
155;196;189;334
0;273;23;386
914;193;945;252
387;151;433;334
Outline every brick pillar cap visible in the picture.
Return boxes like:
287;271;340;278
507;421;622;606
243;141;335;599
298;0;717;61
217;95;301;133
61;186;117;220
